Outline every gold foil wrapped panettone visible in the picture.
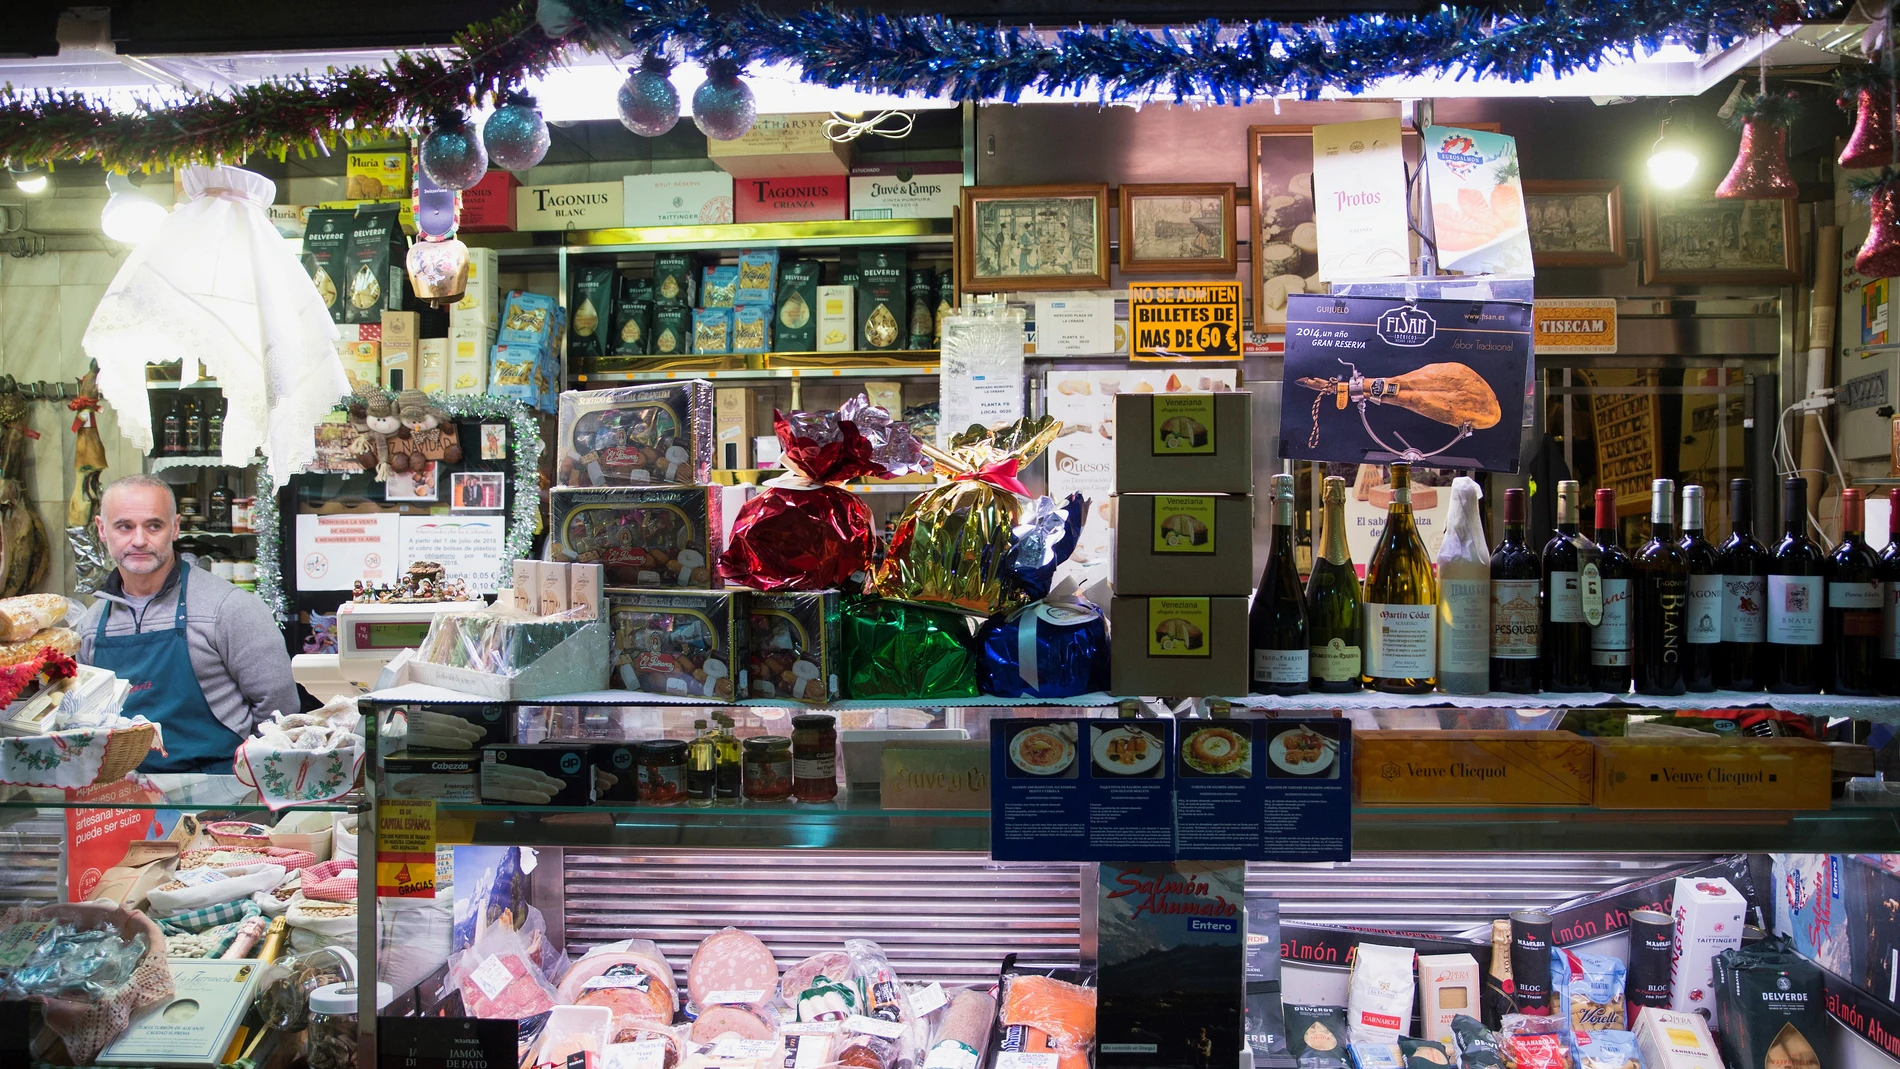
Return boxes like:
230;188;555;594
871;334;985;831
869;415;1062;615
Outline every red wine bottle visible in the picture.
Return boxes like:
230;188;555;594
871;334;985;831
1768;476;1825;694
1633;479;1688;696
1490;487;1541;693
1541;480;1594;692
1591;488;1633;694
1716;478;1769;691
1677;484;1720;692
1880;487;1900;696
1825;488;1882;696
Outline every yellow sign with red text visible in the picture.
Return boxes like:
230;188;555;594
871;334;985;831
376;800;436;898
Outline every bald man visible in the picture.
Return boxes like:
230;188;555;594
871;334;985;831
76;474;297;774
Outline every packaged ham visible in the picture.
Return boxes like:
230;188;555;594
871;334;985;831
609;1022;688;1069
689;927;778;1009
780;949;854;1006
450;921;558;1021
1000;973;1096;1069
559;938;679;1028
691;1001;781;1045
924;988;997;1069
535;1005;613;1068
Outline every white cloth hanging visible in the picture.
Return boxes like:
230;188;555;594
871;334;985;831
83;165;347;488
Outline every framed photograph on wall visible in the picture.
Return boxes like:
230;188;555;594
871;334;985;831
1523;180;1625;267
1642;192;1798;285
1248;126;1320;334
960;183;1111;292
1117;183;1237;274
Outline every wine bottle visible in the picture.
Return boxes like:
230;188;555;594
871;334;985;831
1436;476;1490;695
161;396;183;456
208;472;234;533
1306;475;1363;693
1825;488;1883;696
207;396;225;455
1633;479;1689;696
188;393;210;455
1490;487;1541;693
1250;473;1310;696
1880;488;1900;696
1591;488;1634;694
1678;485;1720;692
1541;480;1595;692
178;396;199;455
1768;476;1825;694
1363;463;1438;694
1717;478;1770;691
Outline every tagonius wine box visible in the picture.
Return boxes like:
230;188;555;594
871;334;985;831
1352;730;1595;806
1591;736;1832;810
1097;861;1245;1069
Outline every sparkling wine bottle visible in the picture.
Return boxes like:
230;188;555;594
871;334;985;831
1305;475;1363;693
1435;476;1490;695
1363;464;1437;694
1250;473;1309;696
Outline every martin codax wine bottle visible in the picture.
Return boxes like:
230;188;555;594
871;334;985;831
1363;464;1438;694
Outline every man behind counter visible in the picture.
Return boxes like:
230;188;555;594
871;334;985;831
77;474;298;774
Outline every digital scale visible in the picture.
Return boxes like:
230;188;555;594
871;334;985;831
291;600;486;701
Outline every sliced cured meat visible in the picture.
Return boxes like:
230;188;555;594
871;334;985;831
458;952;556;1020
558;948;678;1010
612;1026;683;1068
687;927;777;1008
780;950;854;1003
574;965;672;1028
689;1002;779;1044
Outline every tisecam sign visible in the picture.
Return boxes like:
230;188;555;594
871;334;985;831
1131;282;1243;361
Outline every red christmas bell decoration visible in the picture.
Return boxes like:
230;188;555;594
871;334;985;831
1857;177;1900;278
1716;118;1798;199
1840;87;1896;170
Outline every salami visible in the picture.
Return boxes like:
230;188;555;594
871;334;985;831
780;951;854;1003
690;1003;780;1044
687;928;778;1008
924;989;996;1069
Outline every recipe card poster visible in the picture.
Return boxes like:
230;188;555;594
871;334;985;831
1177;718;1351;863
1280;294;1531;473
991;719;1175;862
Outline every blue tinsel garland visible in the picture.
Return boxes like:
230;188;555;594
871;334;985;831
614;0;1833;103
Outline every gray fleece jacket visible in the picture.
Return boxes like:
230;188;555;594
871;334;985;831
76;561;300;738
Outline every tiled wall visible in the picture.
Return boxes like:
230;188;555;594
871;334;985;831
0;245;149;596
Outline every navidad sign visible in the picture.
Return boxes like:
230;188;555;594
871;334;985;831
1130;282;1243;361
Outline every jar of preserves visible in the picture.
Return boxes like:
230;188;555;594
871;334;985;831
232;497;255;533
636;739;689;805
791;714;838;803
742;735;794;801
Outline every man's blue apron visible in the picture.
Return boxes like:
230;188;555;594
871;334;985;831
92;566;244;774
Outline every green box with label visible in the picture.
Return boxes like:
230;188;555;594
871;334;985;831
1111;493;1254;597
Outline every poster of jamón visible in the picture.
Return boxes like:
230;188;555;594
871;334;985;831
1280;293;1532;473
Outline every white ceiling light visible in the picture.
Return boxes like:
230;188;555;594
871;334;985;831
1646;117;1700;188
101;173;169;244
7;163;48;194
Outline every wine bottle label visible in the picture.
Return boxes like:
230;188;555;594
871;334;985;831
1439;580;1489;673
1548;571;1586;624
1253;648;1308;684
1766;575;1823;645
1310;637;1363;681
1723;575;1766;642
1581;563;1604;626
1828;580;1884;610
1686;574;1722;644
1491;579;1540;658
1365;603;1436;677
1590;578;1631;666
1152;495;1217;554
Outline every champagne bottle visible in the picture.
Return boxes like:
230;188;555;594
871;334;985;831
1717;478;1770;691
1678;485;1720;692
1363;463;1438;694
1633;479;1688;696
1490;487;1541;693
1436;476;1490;695
1824;488;1883;696
1591;488;1633;694
1541;480;1595;691
1251;473;1310;696
1305;475;1363;693
1768;476;1825;694
1880;488;1900;696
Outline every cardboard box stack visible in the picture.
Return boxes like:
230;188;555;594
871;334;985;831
1108;391;1253;697
449;246;499;394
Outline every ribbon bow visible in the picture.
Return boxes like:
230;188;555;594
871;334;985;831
67;394;100;432
951;457;1029;497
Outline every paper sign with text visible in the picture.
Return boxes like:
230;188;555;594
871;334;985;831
377;800;437;898
1533;298;1617;354
1130;282;1243;361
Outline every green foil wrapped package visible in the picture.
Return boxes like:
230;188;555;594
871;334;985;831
842;597;980;699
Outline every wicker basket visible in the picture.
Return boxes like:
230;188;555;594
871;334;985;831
93;722;159;784
205;820;272;847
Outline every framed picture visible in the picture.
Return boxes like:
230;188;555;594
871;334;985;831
1524;180;1626;267
451;471;507;511
1117;183;1237;274
1248;126;1320;334
384;459;439;502
1642;192;1799;285
959;183;1111;292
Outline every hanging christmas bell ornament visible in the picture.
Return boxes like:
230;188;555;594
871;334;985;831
1855;170;1900;278
619;54;682;137
1837;57;1898;171
484;90;551;172
419;112;489;191
693;56;757;141
1715;90;1800;200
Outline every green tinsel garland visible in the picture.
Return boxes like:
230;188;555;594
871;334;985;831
254;392;543;619
1727;89;1803;128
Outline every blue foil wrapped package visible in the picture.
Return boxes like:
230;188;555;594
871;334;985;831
976;593;1109;698
1002;493;1087;603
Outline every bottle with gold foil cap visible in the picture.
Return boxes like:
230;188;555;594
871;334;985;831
1306;476;1363;692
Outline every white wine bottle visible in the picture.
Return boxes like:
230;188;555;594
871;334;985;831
1363;463;1439;693
1435;476;1490;694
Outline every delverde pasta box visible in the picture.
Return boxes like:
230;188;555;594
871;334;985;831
1351;731;1593;806
1590;736;1831;810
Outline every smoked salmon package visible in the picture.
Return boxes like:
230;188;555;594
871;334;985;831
721;395;930;591
999;964;1098;1069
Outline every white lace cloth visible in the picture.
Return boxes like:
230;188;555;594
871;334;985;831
83;165;348;488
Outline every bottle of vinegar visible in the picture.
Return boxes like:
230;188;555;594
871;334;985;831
1363;464;1438;694
1306;475;1363;692
1435;476;1490;695
1250;473;1310;696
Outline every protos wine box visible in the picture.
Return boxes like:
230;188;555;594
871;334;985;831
1111;493;1254;596
1352;731;1595;806
1114;392;1254;494
1592;736;1832;810
1109;596;1249;697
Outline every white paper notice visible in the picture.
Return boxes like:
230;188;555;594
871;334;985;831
969;375;1021;425
294;513;399;591
1311;117;1411;280
397;515;507;594
1034;297;1115;355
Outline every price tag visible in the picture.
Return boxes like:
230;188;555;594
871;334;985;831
712;1037;780;1059
704;989;767;1005
844;1014;910;1039
468;954;513;1002
910;982;948;1017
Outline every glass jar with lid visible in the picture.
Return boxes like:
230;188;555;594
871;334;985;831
791;714;838;803
742;735;794;801
306;981;392;1069
637;739;689;805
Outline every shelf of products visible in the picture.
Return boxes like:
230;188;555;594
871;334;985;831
149;454;261;472
565;217;955;253
576;359;942;383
